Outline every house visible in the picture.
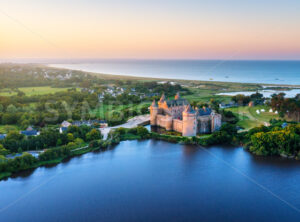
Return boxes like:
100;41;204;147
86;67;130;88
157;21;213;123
61;121;72;128
0;134;6;140
60;121;72;133
81;88;95;94
99;120;108;128
21;126;39;136
146;93;160;98
98;93;104;102
60;127;69;133
219;101;237;109
72;120;108;128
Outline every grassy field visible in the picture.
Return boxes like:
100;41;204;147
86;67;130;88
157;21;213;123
226;105;279;130
0;86;74;96
183;88;232;103
0;125;20;134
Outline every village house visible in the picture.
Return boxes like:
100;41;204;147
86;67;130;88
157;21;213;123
59;120;108;133
60;121;72;133
21;126;40;136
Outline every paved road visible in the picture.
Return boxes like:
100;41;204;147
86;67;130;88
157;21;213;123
100;114;150;140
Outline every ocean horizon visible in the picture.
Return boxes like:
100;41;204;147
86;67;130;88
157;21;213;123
46;59;300;85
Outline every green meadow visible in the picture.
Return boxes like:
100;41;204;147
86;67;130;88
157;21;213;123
0;125;20;134
226;105;279;130
0;86;74;96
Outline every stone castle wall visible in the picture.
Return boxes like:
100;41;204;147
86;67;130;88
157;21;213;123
197;115;211;134
156;114;173;131
173;119;183;133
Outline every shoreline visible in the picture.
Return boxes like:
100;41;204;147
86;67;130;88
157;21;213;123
45;63;300;87
2;62;300;87
2;134;299;182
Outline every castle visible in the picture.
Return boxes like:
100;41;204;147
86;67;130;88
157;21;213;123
150;93;222;137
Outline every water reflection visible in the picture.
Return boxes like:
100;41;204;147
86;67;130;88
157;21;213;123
1;140;300;222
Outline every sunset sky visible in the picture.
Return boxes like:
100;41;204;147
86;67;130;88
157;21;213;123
1;0;300;60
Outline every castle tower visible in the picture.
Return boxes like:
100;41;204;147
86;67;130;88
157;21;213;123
150;100;158;126
211;111;222;132
182;104;197;137
158;93;165;107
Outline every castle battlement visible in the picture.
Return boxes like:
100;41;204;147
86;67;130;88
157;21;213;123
150;93;222;136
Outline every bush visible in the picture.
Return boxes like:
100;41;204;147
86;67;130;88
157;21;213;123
86;129;102;141
136;126;149;139
0;145;8;156
39;146;71;161
0;153;38;173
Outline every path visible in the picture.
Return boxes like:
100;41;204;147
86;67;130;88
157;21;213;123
100;114;150;140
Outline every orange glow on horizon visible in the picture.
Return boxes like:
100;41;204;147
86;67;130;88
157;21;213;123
1;1;300;60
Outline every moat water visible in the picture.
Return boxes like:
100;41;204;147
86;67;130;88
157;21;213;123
1;140;300;221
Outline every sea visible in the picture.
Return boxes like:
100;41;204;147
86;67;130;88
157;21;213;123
48;59;300;85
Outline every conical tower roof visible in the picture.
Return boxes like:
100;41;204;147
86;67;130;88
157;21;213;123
175;92;180;100
159;93;165;102
151;100;158;107
195;107;199;115
184;104;195;113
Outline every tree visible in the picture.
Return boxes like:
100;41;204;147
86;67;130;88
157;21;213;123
251;92;262;99
67;133;74;142
220;123;237;135
17;91;26;97
232;94;251;106
1;113;17;125
6;104;17;113
6;131;24;141
0;144;8;155
74;138;84;145
136;126;149;139
86;129;101;141
67;142;76;148
210;99;220;113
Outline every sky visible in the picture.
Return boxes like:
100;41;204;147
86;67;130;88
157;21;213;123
1;0;300;60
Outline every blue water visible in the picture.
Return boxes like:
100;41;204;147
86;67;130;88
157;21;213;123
49;60;300;85
1;140;300;221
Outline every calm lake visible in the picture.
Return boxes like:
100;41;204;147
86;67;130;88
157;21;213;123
1;140;300;221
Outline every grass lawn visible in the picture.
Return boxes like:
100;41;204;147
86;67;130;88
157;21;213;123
0;125;20;134
182;88;232;103
0;86;75;96
226;105;279;131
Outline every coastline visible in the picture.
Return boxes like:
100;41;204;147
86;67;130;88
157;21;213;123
2;130;298;181
47;60;300;86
